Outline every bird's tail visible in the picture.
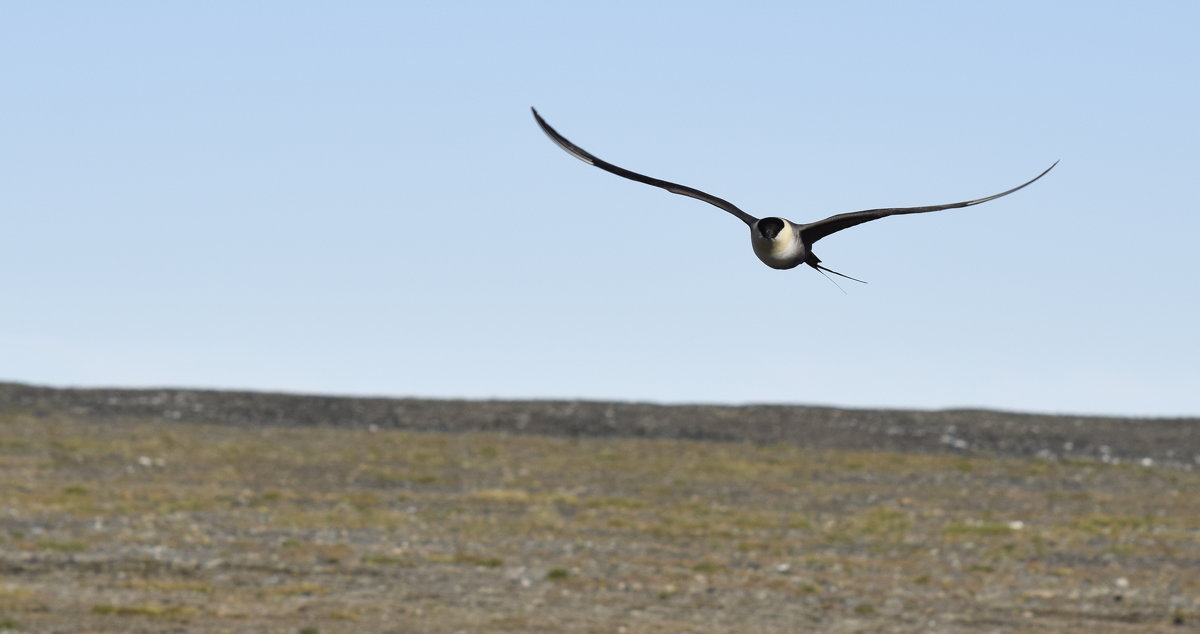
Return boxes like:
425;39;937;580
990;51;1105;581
806;254;867;285
813;262;867;284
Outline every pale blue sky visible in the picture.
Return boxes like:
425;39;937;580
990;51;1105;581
2;2;1197;416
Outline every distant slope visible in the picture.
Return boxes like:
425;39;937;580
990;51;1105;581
1;382;1196;467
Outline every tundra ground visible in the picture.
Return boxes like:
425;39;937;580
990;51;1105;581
1;403;1197;633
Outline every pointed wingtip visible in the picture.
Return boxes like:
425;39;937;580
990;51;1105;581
530;107;554;133
1028;160;1059;184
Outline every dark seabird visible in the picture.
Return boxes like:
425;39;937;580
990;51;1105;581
532;107;1056;283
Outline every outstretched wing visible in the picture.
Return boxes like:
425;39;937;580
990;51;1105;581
532;108;758;226
799;161;1058;245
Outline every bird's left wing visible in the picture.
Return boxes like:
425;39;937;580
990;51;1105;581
532;108;759;226
799;161;1058;245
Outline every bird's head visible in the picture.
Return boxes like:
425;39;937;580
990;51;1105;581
756;217;787;240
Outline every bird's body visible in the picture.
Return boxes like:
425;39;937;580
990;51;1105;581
750;217;806;270
531;107;1057;282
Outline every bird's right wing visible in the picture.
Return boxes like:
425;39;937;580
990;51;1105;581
799;161;1058;245
532;108;758;226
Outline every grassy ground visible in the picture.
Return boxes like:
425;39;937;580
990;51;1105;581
1;409;1198;633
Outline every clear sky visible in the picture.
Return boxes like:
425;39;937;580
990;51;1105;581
2;2;1197;417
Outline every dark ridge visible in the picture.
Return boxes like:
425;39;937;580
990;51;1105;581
1;382;1196;467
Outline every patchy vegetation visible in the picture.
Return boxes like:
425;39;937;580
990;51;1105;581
0;389;1198;632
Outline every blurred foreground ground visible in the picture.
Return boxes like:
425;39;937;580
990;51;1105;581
1;385;1198;632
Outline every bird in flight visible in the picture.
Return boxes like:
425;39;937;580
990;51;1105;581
532;107;1057;284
